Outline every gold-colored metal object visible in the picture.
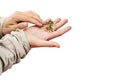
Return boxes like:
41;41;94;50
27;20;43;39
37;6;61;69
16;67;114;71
45;20;54;32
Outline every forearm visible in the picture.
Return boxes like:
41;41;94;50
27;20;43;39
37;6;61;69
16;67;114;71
0;29;30;74
0;17;6;38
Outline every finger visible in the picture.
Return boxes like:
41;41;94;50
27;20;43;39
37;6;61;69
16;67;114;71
35;40;60;48
53;19;68;31
26;10;44;24
8;22;28;31
14;11;43;26
15;22;28;29
48;26;72;40
43;18;61;25
42;18;61;25
53;18;61;24
28;17;43;26
43;18;51;24
27;10;40;19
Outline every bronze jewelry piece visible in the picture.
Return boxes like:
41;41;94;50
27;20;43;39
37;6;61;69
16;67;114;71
45;20;54;32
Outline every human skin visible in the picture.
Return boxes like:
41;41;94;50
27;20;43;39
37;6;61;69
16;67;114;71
24;18;71;48
2;10;44;34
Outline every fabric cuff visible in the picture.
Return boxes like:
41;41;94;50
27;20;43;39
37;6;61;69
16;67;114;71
0;17;6;38
10;29;31;58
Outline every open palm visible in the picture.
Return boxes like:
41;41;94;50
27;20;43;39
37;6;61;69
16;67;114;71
24;18;71;48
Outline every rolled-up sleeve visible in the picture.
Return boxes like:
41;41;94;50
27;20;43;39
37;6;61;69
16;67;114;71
0;17;6;38
0;29;30;74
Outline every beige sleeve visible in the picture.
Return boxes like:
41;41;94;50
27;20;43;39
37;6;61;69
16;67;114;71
0;29;30;74
0;17;6;38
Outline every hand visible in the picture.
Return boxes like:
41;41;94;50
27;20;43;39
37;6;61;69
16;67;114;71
24;18;71;48
2;10;44;34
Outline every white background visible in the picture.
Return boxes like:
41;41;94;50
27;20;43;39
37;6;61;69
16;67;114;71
0;0;120;80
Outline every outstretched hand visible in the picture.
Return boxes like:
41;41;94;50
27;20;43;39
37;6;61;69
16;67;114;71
24;18;71;48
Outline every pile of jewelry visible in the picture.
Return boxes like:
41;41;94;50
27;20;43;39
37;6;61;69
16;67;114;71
45;20;54;32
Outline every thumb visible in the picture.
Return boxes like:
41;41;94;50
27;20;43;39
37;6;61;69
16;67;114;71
15;22;28;29
33;40;60;48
